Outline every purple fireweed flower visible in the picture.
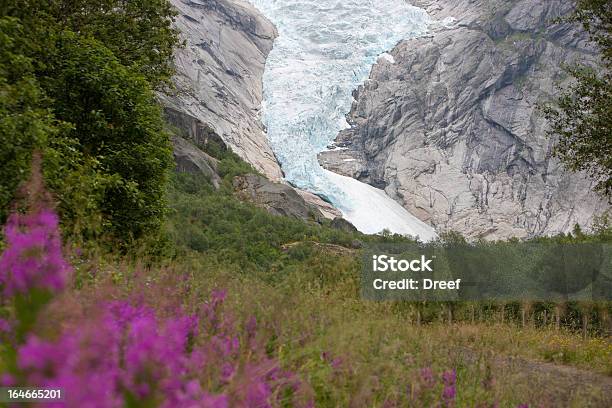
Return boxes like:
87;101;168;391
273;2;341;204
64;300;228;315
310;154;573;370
14;294;305;407
18;319;122;408
211;289;227;303
212;335;240;357
220;363;235;383
517;405;529;408
0;209;71;296
0;373;15;387
442;369;456;386
17;302;198;406
201;393;229;408
246;381;272;408
442;384;456;401
202;289;228;331
331;358;343;370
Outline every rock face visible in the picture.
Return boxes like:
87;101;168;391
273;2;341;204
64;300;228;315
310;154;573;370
295;189;342;220
233;174;327;223
164;0;345;221
165;107;227;151
319;0;610;240
172;135;222;189
161;0;283;180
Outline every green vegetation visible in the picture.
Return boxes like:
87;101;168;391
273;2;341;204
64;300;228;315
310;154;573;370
543;0;612;198
0;0;180;243
167;170;408;276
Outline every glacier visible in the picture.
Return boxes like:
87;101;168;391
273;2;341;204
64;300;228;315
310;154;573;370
247;0;437;241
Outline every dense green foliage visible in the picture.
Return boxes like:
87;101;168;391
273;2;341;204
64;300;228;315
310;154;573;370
0;18;59;219
0;1;180;243
544;0;612;198
166;134;417;275
2;0;179;88
169;171;378;276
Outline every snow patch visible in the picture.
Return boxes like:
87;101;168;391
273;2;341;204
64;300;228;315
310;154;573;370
325;171;437;241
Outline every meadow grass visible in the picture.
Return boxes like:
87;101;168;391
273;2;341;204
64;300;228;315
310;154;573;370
68;244;610;407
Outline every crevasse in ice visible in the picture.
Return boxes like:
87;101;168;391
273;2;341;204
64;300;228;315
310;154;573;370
247;0;437;241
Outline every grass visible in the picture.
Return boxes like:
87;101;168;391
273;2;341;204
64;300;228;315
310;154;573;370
67;245;611;407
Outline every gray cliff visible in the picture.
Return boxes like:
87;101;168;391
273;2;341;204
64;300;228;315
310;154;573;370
161;0;283;180
163;0;344;222
319;0;610;239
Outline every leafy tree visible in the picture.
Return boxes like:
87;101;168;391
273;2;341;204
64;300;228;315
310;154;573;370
2;0;180;88
43;33;174;240
0;18;65;221
0;1;180;243
543;0;612;199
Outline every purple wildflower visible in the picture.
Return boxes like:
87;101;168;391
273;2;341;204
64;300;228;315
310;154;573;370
0;186;308;407
0;209;71;296
442;369;456;386
442;384;456;401
331;358;343;370
220;363;235;383
246;381;272;408
0;373;15;387
13;293;305;407
202;289;228;331
441;369;457;406
200;393;229;408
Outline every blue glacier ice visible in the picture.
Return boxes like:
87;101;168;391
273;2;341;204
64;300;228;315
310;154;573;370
248;0;437;241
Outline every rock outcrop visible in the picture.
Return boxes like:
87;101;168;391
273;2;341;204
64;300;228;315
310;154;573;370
166;97;344;225
161;0;283;180
172;135;222;189
233;174;328;223
319;0;610;240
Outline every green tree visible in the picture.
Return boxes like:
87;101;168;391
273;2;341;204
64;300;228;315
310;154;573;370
2;0;180;88
44;33;174;240
0;1;180;243
0;17;63;221
543;0;612;199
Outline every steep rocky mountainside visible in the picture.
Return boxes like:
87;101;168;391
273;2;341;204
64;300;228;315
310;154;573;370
160;0;283;180
319;0;610;240
166;106;342;223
